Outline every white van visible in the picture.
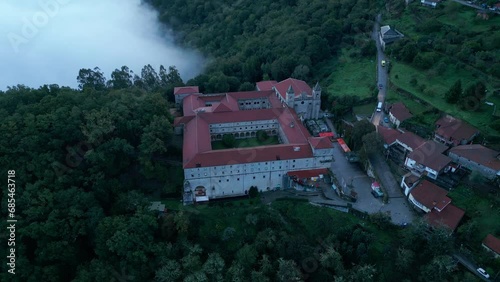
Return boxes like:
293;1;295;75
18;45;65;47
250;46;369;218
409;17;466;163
377;102;383;112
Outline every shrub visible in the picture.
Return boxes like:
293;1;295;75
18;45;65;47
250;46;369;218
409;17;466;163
222;134;236;148
249;186;259;198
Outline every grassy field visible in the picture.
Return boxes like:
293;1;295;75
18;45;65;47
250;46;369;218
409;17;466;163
212;136;280;150
353;102;377;117
448;185;500;242
385;88;432;116
389;62;499;137
437;2;500;32
322;49;377;100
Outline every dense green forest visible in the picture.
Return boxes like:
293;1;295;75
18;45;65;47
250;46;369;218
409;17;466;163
146;0;379;94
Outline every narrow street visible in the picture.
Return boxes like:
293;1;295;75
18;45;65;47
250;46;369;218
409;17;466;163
371;13;387;126
453;253;492;281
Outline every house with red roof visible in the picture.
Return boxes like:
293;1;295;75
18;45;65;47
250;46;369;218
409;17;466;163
377;126;426;164
448;144;500;180
388;102;413;128
434;115;479;146
482;234;500;259
404;140;452;180
174;79;332;203
408;180;464;231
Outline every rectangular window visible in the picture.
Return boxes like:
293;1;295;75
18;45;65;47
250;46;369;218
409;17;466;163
263;175;265;178
253;176;255;179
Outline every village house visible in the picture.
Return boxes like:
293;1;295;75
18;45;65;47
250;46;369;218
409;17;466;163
405;140;452;180
482;234;500;259
388;102;413;128
379;25;404;50
407;179;465;231
377;126;425;164
173;78;333;204
448;144;500;180
434;115;480;147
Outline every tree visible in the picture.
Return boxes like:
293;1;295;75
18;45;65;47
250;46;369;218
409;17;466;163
235;244;258;271
249;186;259;198
276;258;302;282
419;255;457;281
350;120;375;151
155;260;182;282
222;134;236;148
141;64;160;91
202;253;225;281
319;246;344;275
109;66;133;89
77;67;106;91
362;131;383;155
395;248;415;273
445;80;462;104
239;82;255;91
291;64;310;81
347;264;376;282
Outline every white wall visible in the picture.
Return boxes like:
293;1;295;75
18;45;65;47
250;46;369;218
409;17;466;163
184;157;320;198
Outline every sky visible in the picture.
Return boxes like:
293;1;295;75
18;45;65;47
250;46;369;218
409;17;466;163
0;0;204;90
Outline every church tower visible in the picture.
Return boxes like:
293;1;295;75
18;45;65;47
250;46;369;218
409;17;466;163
286;85;295;108
312;82;322;119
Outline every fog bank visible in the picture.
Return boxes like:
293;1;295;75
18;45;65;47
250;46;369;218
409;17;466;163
0;0;203;90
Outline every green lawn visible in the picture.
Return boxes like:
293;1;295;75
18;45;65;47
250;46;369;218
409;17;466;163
323;49;376;100
353;103;377;117
448;185;500;242
385;88;432;116
212;136;280;150
437;2;500;33
389;62;499;137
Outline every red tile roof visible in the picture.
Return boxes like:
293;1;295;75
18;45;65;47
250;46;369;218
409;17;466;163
256;80;278;91
483;234;500;255
213;102;232;113
390;102;413;123
426;204;465;231
407;140;451;172
377;126;401;145
274;78;312;100
287;168;329;179
178;82;318;169
435;115;479;144
397;131;426;150
449;144;500;171
174;86;199;95
410;180;451;211
185;144;314;168
308;137;333;149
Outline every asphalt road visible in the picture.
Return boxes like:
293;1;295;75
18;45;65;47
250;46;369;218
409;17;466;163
330;141;414;224
453;253;492;281
371;14;387;126
451;0;500;15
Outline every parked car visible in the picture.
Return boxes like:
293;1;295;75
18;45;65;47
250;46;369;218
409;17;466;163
476;268;490;279
383;117;389;123
371;190;383;198
378;84;383;89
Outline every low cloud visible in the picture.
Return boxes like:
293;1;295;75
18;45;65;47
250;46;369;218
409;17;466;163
0;0;204;90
